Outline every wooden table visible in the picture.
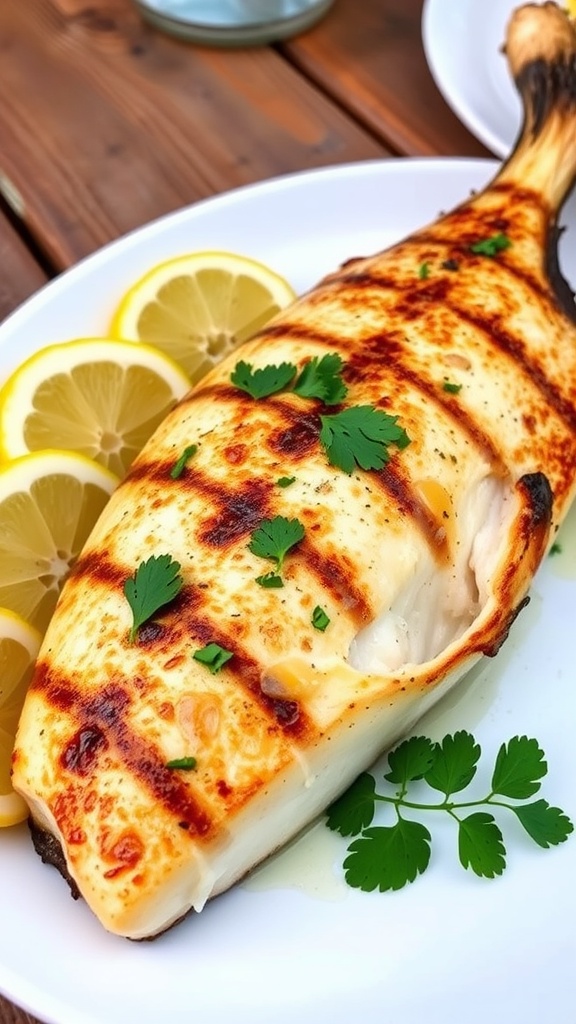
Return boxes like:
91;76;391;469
0;1;491;1021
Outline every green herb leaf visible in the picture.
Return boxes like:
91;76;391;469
491;736;547;799
248;515;305;572
230;359;296;399
293;352;348;405
276;476;296;488
319;406;411;475
255;571;284;589
384;735;437;785
549;541;562;556
166;756;197;771
192;642;233;674
326;772;377;837
511;799;574;848
343;820;432;892
311;605;330;631
442;381;462;394
170;444;197;479
327;731;573;897
418;261;430;279
424;731;480;795
469;232;512;257
124;554;183;643
458;812;506;878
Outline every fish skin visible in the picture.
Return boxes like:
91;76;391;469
11;2;576;939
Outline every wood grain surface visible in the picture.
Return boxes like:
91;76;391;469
0;0;387;270
0;208;48;326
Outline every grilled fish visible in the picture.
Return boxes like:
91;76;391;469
12;1;576;939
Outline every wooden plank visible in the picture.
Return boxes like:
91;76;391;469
282;0;493;158
0;0;388;271
0;208;48;327
0;996;40;1024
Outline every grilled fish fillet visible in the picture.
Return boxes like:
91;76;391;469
12;1;576;939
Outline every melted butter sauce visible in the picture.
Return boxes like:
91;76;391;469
243;820;349;901
548;501;576;580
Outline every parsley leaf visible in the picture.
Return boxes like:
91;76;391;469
319;406;411;475
418;261;430;279
124;554;183;643
469;232;512;257
276;476;296;488
192;642;233;673
166;756;197;771
293;352;348;405
248;515;305;572
549;541;562;556
170;444;197;479
458;812;506;878
491;736;547;798
442;381;462;394
311;605;330;631
424;731;480;795
511;799;574;848
230;359;296;400
344;820;432;892
326;773;377;837
256;571;284;589
327;731;573;895
384;735;437;784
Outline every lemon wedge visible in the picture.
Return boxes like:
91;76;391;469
109;250;297;382
0;450;118;633
0;338;191;477
0;608;41;826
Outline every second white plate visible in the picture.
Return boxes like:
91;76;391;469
422;0;521;157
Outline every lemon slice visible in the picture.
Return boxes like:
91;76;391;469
109;250;297;382
0;338;191;477
0;450;118;633
0;608;41;826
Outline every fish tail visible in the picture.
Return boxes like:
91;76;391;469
500;2;576;208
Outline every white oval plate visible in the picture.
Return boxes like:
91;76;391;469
1;157;576;1024
422;0;521;157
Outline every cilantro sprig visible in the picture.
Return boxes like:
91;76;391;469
249;515;305;577
319;406;411;475
124;554;183;642
231;360;296;400
469;232;512;257
230;352;347;405
326;732;573;892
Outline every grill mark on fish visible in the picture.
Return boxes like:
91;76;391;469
162;605;315;740
296;539;373;625
372;463;451;560
31;665;214;837
198;477;272;547
447;303;576;430
343;334;506;471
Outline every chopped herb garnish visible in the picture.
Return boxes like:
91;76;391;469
277;475;296;488
470;232;512;257
230;359;296;400
319;405;411;475
442;381;462;394
293;352;348;405
312;605;330;631
170;444;198;479
166;756;197;771
192;642;234;674
549;542;562;556
256;571;284;589
327;732;573;893
418;261;430;280
124;554;183;643
249;515;305;573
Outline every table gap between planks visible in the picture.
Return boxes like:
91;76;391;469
0;1;489;1022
